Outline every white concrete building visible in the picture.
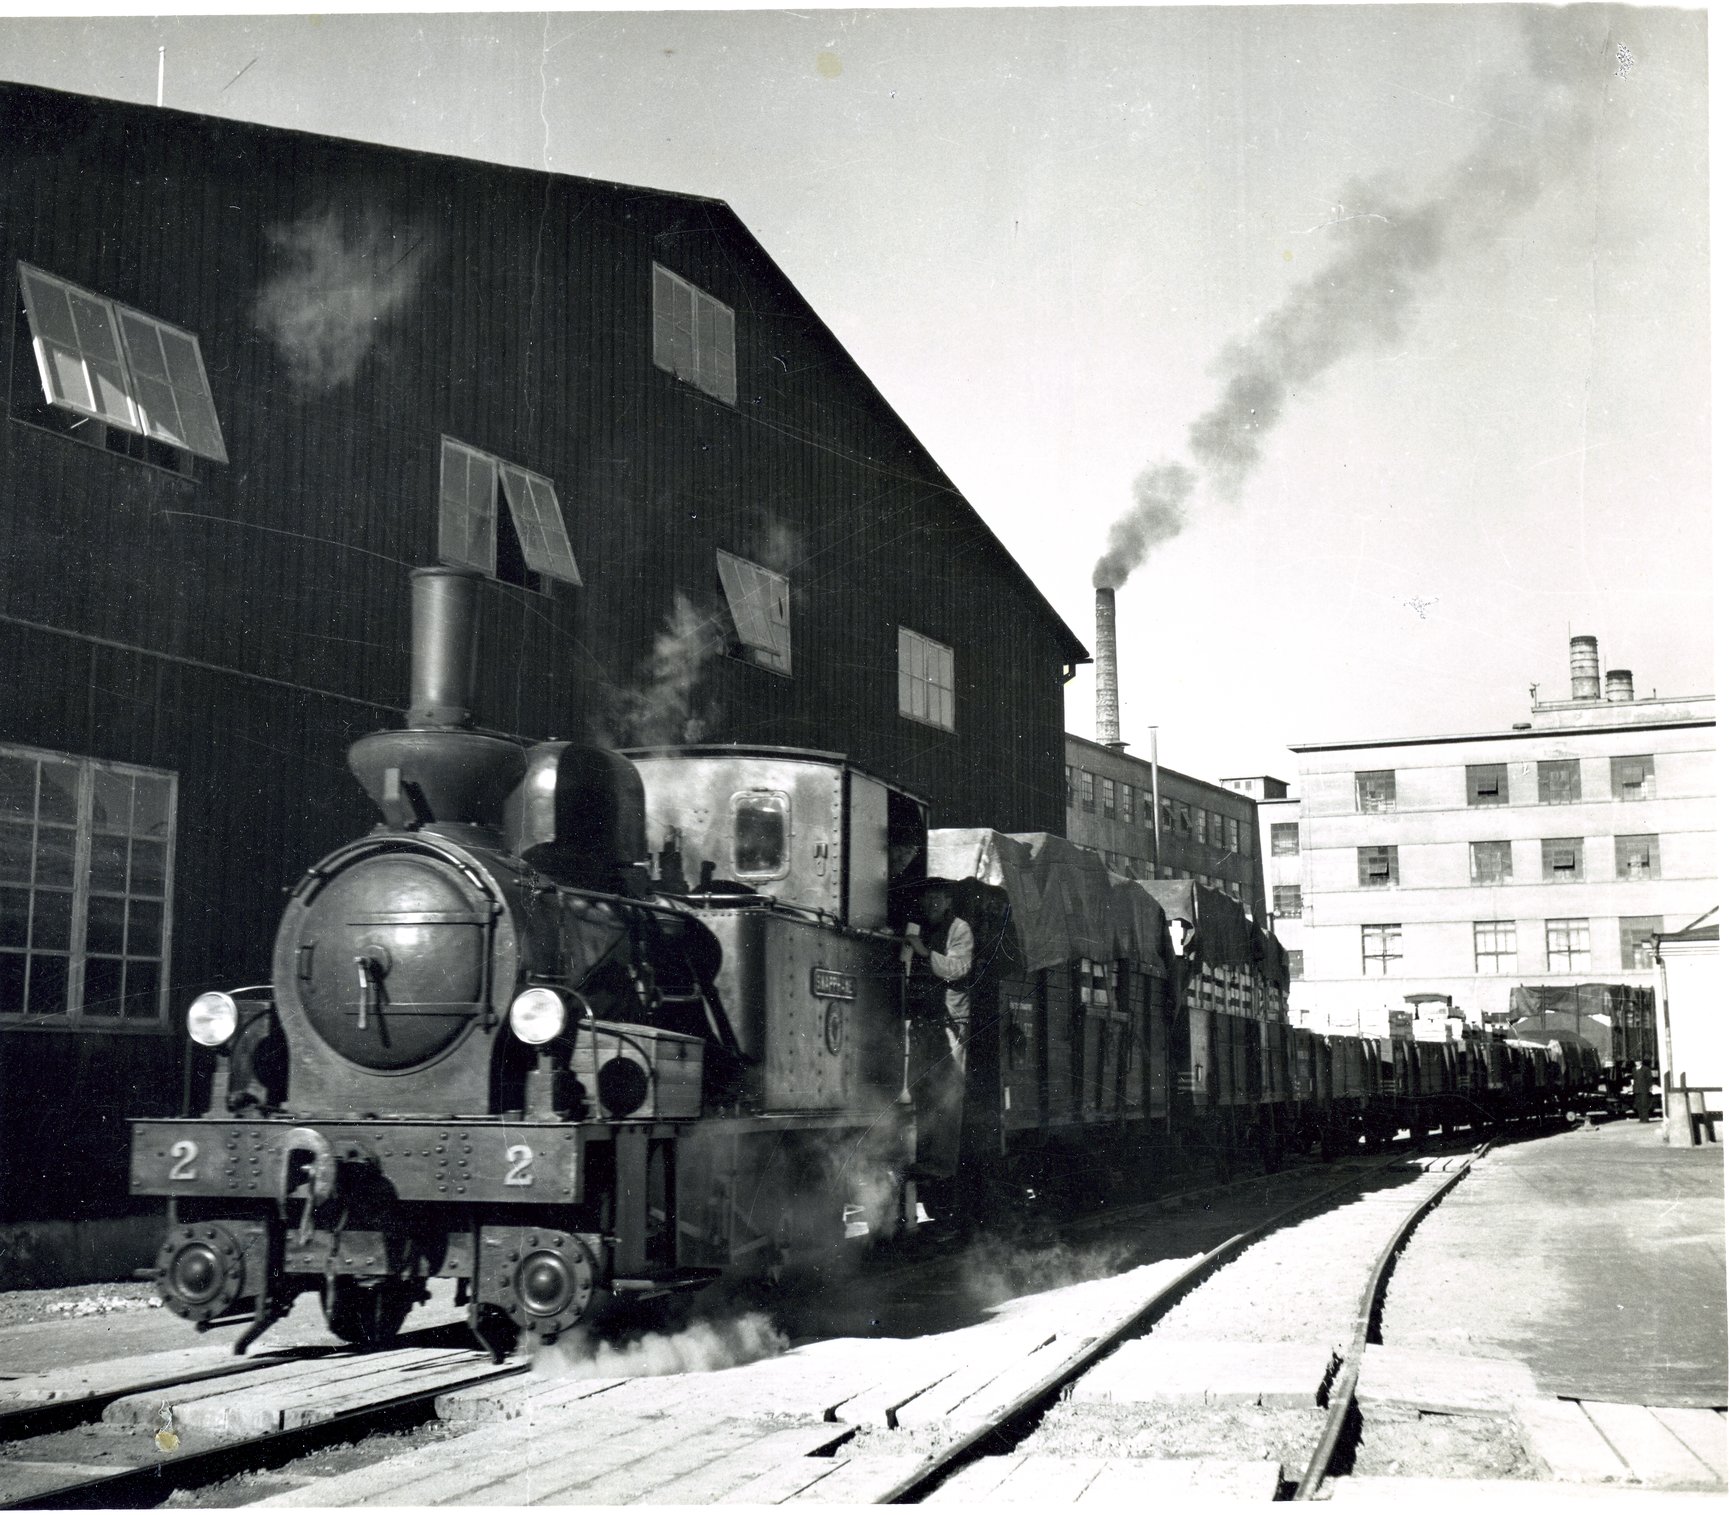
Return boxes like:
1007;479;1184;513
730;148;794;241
1284;638;1715;1022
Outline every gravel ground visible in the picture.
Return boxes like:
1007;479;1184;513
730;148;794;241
1351;1407;1537;1480
1023;1401;1325;1465
0;1280;162;1330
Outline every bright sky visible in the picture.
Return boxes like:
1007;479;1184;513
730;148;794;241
0;5;1712;786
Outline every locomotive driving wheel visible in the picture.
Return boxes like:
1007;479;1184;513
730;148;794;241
322;1277;419;1346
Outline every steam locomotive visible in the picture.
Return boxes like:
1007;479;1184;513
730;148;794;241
130;569;1589;1359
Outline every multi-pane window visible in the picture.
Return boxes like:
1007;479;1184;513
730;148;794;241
1141;791;1156;830
1356;770;1397;813
1288;950;1304;981
1225;817;1239;853
897;628;954;731
1620;916;1663;971
0;747;175;1023
1064;766;1075;808
1471;840;1513;884
1209;812;1225;849
1473;920;1518;974
1545;917;1591;971
651;263;737;405
1101;779;1117;821
1177;803;1193;835
1077;771;1096;814
1362;924;1402;976
1611;755;1656;801
1467;764;1508;807
1358;846;1399;887
1273;885;1303;917
716;551;790;675
1541;837;1584;880
16;262;228;463
1614;834;1660;880
439;437;583;589
1160;797;1174;832
1271;822;1299;857
1228;881;1242;901
1537;759;1581;804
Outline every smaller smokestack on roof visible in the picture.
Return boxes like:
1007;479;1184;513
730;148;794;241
1095;587;1125;750
1570;635;1601;702
1605;669;1635;703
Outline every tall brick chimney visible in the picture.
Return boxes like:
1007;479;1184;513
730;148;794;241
1095;587;1125;750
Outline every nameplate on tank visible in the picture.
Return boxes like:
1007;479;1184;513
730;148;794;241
810;968;856;1000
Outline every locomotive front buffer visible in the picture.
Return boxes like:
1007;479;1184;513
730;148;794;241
132;1001;718;1359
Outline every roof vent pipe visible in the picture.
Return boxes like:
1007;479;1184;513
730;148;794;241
1605;669;1635;703
1570;635;1601;701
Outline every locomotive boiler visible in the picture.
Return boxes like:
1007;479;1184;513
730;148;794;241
129;568;928;1357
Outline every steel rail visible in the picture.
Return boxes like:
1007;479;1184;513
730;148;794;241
1289;1137;1495;1501
874;1149;1440;1505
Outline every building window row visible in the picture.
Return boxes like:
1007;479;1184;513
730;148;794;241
1352;835;1664;887
1362;915;1664;977
1067;768;1159;832
1159;796;1252;855
1356;754;1660;814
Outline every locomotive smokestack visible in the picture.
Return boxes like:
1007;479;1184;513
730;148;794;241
408;567;481;728
1095;587;1124;750
347;568;525;830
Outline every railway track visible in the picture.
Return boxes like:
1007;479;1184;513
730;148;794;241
0;1332;523;1510
0;1126;1518;1507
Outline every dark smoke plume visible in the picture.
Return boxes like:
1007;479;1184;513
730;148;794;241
1094;11;1607;591
254;210;425;392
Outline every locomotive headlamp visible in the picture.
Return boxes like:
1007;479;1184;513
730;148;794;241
509;987;567;1046
187;991;239;1048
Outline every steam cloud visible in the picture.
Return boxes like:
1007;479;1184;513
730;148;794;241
1093;12;1607;590
602;592;723;747
533;1310;787;1379
254;210;424;391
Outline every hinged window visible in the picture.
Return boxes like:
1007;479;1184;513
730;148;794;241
898;628;954;732
1273;885;1303;917
1541;837;1583;879
1620;915;1663;970
0;746;176;1024
1546;917;1590;971
1474;920;1517;974
1471;840;1513;884
1101;778;1117;821
1467;764;1508;807
716;550;791;675
16;262;227;463
1615;834;1660;880
1358;845;1399;887
1076;771;1095;814
1537;759;1581;804
1611;755;1656;801
1362;924;1402;976
1271;822;1299;856
652;263;737;405
1355;770;1397;813
438;438;581;590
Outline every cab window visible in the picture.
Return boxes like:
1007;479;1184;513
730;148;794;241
732;791;790;880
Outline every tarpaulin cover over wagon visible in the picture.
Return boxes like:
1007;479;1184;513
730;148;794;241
1141;878;1255;970
927;829;1169;977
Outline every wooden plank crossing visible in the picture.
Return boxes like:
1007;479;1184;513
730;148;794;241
1357;1345;1541;1414
0;1342;294;1409
1518;1398;1727;1489
1070;1337;1336;1409
106;1348;520;1437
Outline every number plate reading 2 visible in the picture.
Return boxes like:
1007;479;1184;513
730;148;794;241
811;968;856;1000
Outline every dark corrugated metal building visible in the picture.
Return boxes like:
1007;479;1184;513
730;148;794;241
0;81;1086;1243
